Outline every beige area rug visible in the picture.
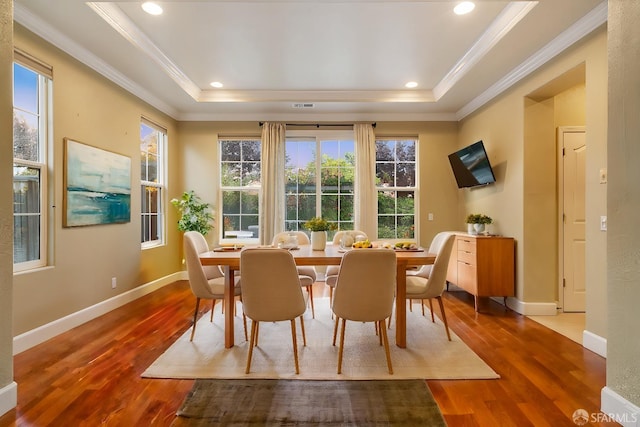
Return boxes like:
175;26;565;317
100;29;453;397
143;298;499;380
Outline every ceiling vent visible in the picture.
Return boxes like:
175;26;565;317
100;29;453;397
292;103;315;109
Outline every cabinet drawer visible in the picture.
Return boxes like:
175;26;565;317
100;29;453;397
457;261;478;293
457;249;476;265
457;238;476;253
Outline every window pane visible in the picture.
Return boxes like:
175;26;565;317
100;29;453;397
221;162;241;186
377;190;395;215
13;63;38;113
14;214;40;263
241;190;259;215
241;161;261;186
220;140;241;161
13;111;39;162
13;166;40;214
222;190;240;214
376;162;395;186
397;191;415;214
397;140;416;161
397;163;415;186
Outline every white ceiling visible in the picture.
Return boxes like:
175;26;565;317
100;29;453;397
14;0;606;122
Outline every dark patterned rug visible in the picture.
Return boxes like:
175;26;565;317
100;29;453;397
172;379;446;426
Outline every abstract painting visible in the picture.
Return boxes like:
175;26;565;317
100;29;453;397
64;138;131;227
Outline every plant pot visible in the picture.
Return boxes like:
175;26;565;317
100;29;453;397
467;223;475;234
310;231;327;250
473;223;485;234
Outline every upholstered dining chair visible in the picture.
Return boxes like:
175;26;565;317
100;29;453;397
331;248;396;374
183;231;246;342
325;230;368;307
240;248;308;374
404;232;456;341
272;231;317;318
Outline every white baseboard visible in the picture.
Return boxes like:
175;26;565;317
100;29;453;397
13;272;186;355
583;330;607;358
0;382;17;418
601;387;640;426
505;298;558;316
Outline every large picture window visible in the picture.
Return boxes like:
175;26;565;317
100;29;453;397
13;55;52;272
140;119;166;247
220;139;261;241
285;133;354;239
376;138;417;239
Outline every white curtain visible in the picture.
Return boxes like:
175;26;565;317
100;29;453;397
259;122;286;245
354;123;377;239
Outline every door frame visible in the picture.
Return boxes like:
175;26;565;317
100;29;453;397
557;126;586;312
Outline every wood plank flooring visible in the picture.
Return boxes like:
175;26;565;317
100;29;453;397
0;281;617;426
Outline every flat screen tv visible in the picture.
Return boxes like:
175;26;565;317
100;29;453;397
448;140;496;188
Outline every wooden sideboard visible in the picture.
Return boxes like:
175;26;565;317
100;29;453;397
446;234;515;312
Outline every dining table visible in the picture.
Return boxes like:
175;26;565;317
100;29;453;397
200;244;436;349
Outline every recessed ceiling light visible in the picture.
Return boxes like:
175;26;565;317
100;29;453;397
210;81;224;88
142;2;163;16
405;81;418;88
454;1;475;15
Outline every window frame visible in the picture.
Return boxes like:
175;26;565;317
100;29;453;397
375;137;419;241
218;137;262;245
285;130;355;240
13;55;52;273
140;118;167;249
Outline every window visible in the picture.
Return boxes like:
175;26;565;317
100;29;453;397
140;119;166;247
13;54;52;272
376;139;417;239
285;133;354;239
219;139;261;241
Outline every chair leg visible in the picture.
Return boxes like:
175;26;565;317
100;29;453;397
246;320;258;373
308;286;315;319
380;319;393;374
332;316;340;346
190;298;201;342
240;295;248;341
409;299;413;312
337;318;346;374
290;319;300;374
210;299;216;322
299;315;307;347
329;287;334;319
421;299;425;316
254;321;260;347
429;299;435;323
436;296;452;341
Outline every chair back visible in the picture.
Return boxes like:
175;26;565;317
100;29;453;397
420;233;455;298
413;231;453;278
332;249;396;322
331;230;368;246
184;231;220;299
240;248;306;321
272;231;310;246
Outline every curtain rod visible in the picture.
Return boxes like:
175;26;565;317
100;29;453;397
259;122;376;128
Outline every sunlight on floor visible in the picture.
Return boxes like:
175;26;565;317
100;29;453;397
527;312;585;345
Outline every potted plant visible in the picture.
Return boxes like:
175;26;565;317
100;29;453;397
303;217;337;250
171;190;214;235
465;213;492;235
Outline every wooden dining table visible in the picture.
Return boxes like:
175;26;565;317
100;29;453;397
200;244;436;349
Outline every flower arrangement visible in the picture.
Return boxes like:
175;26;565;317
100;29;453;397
171;190;214;235
465;213;493;225
303;217;337;232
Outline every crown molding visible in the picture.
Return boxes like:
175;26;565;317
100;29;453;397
456;1;608;120
13;2;179;119
433;1;537;101
177;111;458;122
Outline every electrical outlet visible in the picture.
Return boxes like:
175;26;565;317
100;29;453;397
600;216;607;231
428;213;434;221
111;277;117;289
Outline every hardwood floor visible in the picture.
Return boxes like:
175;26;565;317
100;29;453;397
1;281;616;426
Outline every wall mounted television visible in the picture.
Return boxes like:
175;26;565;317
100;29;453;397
448;140;496;188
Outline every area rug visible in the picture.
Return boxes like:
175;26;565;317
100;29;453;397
143;299;499;380
171;379;446;426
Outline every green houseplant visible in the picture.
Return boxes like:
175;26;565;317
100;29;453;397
465;213;492;235
171;190;214;235
302;217;337;232
303;217;337;250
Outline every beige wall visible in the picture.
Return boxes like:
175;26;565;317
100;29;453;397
607;0;640;408
1;0;14;399
11;25;183;335
458;26;607;335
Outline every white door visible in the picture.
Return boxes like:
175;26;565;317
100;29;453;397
560;127;586;312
